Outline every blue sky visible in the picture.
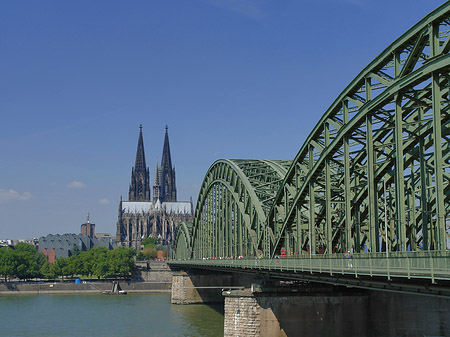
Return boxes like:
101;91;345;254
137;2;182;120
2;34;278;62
1;0;446;239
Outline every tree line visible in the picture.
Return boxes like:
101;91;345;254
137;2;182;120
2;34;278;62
0;243;136;281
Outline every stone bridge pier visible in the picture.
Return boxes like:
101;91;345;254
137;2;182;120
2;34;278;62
171;270;235;304
171;268;264;305
223;287;450;337
171;269;450;336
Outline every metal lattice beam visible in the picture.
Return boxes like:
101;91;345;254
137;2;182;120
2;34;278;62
189;160;290;259
174;3;450;263
268;3;450;257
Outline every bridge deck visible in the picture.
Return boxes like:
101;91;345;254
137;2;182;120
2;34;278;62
170;251;450;283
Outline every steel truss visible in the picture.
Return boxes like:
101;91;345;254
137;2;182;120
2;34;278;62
174;2;450;261
186;159;290;259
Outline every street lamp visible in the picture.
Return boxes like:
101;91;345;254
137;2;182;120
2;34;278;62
309;218;312;259
384;177;389;259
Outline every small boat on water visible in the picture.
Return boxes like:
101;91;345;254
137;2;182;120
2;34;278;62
102;281;127;295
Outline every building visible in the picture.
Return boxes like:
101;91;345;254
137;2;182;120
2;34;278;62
95;233;114;241
116;125;193;249
80;214;95;238
39;233;114;263
20;238;39;248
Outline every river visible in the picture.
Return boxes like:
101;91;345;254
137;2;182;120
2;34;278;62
0;293;224;337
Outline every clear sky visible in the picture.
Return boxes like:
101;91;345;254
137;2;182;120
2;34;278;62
1;0;446;239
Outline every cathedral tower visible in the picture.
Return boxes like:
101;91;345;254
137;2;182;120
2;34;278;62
129;125;151;201
153;125;177;202
117;125;192;248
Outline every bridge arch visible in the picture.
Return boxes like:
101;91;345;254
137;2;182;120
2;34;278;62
268;2;450;257
190;159;290;259
173;221;193;260
173;3;450;261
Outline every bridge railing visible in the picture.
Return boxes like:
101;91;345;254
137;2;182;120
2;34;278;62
170;251;450;282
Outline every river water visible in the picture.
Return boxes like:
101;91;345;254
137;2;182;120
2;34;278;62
0;293;224;337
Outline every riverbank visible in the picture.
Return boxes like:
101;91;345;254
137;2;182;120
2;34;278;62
0;281;171;295
0;261;173;295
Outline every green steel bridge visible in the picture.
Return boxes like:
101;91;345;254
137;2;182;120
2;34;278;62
171;2;450;298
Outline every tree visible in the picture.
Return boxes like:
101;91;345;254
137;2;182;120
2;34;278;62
0;244;44;281
136;252;145;260
91;247;110;279
79;250;94;277
63;255;83;278
13;243;44;280
0;248;17;282
15;251;40;280
109;247;135;278
72;244;81;256
11;246;137;280
41;261;57;279
143;247;157;260
141;237;158;248
14;242;37;255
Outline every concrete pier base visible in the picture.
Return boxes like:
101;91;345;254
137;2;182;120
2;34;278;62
223;288;450;337
171;271;233;304
223;289;367;337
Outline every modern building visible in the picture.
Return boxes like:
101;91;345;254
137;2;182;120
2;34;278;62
20;238;39;248
116;125;193;249
39;233;114;263
0;240;14;248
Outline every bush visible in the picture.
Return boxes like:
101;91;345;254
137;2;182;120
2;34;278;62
143;247;157;260
141;237;158;248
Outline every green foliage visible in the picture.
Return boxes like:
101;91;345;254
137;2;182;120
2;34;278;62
143;247;157;260
90;247;109;279
0;244;136;281
14;242;38;254
109;247;135;277
141;237;158;248
136;252;145;260
72;244;81;256
0;244;44;281
0;248;18;281
41;261;57;279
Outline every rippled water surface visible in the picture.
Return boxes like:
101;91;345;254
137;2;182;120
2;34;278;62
0;293;224;337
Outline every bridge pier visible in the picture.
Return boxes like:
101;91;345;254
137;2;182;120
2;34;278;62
222;287;450;337
223;287;368;337
171;270;234;304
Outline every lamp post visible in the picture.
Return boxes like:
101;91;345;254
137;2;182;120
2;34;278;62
309;218;312;259
384;177;389;259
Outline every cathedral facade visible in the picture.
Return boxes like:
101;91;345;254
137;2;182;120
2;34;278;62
116;125;193;249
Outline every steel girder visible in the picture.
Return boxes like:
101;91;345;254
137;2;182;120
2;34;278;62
268;2;450;257
174;3;450;261
189;159;290;259
173;221;193;260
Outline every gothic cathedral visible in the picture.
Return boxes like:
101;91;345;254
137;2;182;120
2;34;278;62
116;125;193;249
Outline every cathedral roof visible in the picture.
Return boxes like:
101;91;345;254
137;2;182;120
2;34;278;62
122;201;154;213
121;201;192;214
163;202;192;214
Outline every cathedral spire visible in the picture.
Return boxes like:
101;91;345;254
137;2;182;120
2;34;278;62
155;125;177;202
134;124;147;172
161;125;172;172
153;161;161;203
129;125;151;201
154;161;160;185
